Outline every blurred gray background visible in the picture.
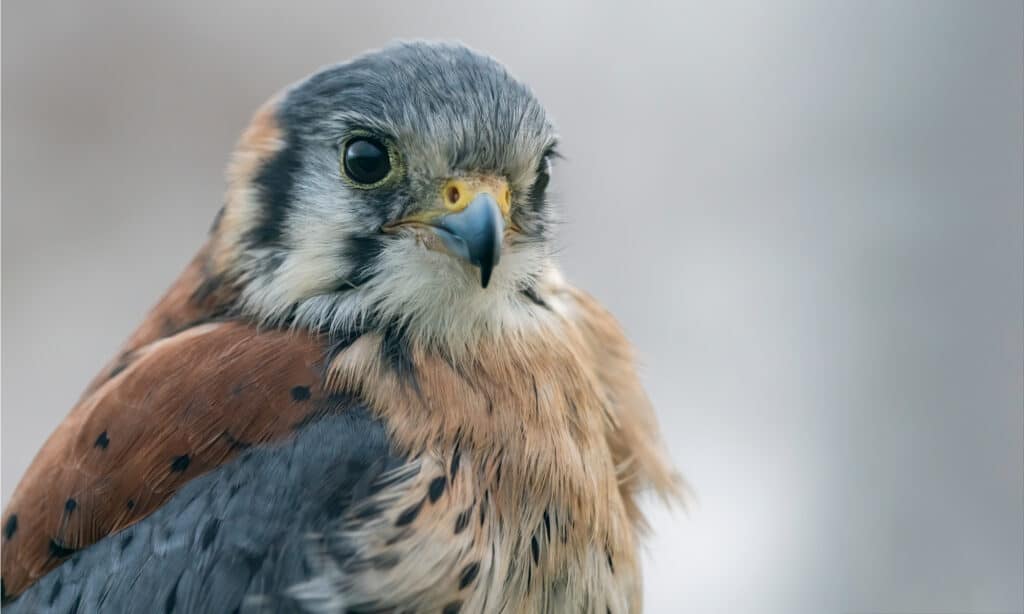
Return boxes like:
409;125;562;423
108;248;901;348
3;1;1022;612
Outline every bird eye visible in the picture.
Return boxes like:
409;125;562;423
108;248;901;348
342;137;392;186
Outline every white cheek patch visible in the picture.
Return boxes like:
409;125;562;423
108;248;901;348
351;236;552;352
269;233;553;353
236;148;368;323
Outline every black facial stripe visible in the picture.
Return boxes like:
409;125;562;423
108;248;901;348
519;186;551;241
248;133;303;246
525;149;556;215
527;175;548;214
340;234;386;289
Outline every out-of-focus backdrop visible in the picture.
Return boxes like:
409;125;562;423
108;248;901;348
3;1;1022;612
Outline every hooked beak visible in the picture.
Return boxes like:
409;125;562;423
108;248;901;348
384;176;511;288
432;192;504;288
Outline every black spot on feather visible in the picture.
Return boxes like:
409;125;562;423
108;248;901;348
48;538;78;558
164;573;182;613
454;506;473;534
395;498;425;527
531;536;540;565
428;476;447;503
450;445;462;479
170;455;191;472
201;518;221;550
442;600;463;614
3;515;16;540
64;498;77;513
459;561;480;589
521;285;549;309
94;430;110;449
290;385;311;401
48;576;63;605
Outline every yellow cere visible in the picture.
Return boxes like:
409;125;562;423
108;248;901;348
441;176;512;216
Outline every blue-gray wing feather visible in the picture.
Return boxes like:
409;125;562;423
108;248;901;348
5;406;403;614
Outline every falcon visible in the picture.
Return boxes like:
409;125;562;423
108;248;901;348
2;42;680;613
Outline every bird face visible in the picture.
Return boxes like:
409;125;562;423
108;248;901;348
214;42;559;348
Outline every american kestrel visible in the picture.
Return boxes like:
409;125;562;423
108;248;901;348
2;42;681;613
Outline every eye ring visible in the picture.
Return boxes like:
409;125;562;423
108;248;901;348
340;134;401;188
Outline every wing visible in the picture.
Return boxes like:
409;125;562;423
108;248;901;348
4;406;405;614
1;321;356;602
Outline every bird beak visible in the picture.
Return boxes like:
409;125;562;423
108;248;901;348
384;176;510;288
432;191;504;288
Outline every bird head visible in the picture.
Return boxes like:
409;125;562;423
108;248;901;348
209;42;560;351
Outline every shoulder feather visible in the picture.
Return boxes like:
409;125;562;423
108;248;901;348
2;321;334;600
544;272;686;529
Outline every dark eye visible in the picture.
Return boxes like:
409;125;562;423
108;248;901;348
342;138;392;185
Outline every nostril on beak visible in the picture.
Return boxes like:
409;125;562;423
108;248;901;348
447;185;460;205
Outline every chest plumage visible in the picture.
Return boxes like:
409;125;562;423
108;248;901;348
310;289;641;612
